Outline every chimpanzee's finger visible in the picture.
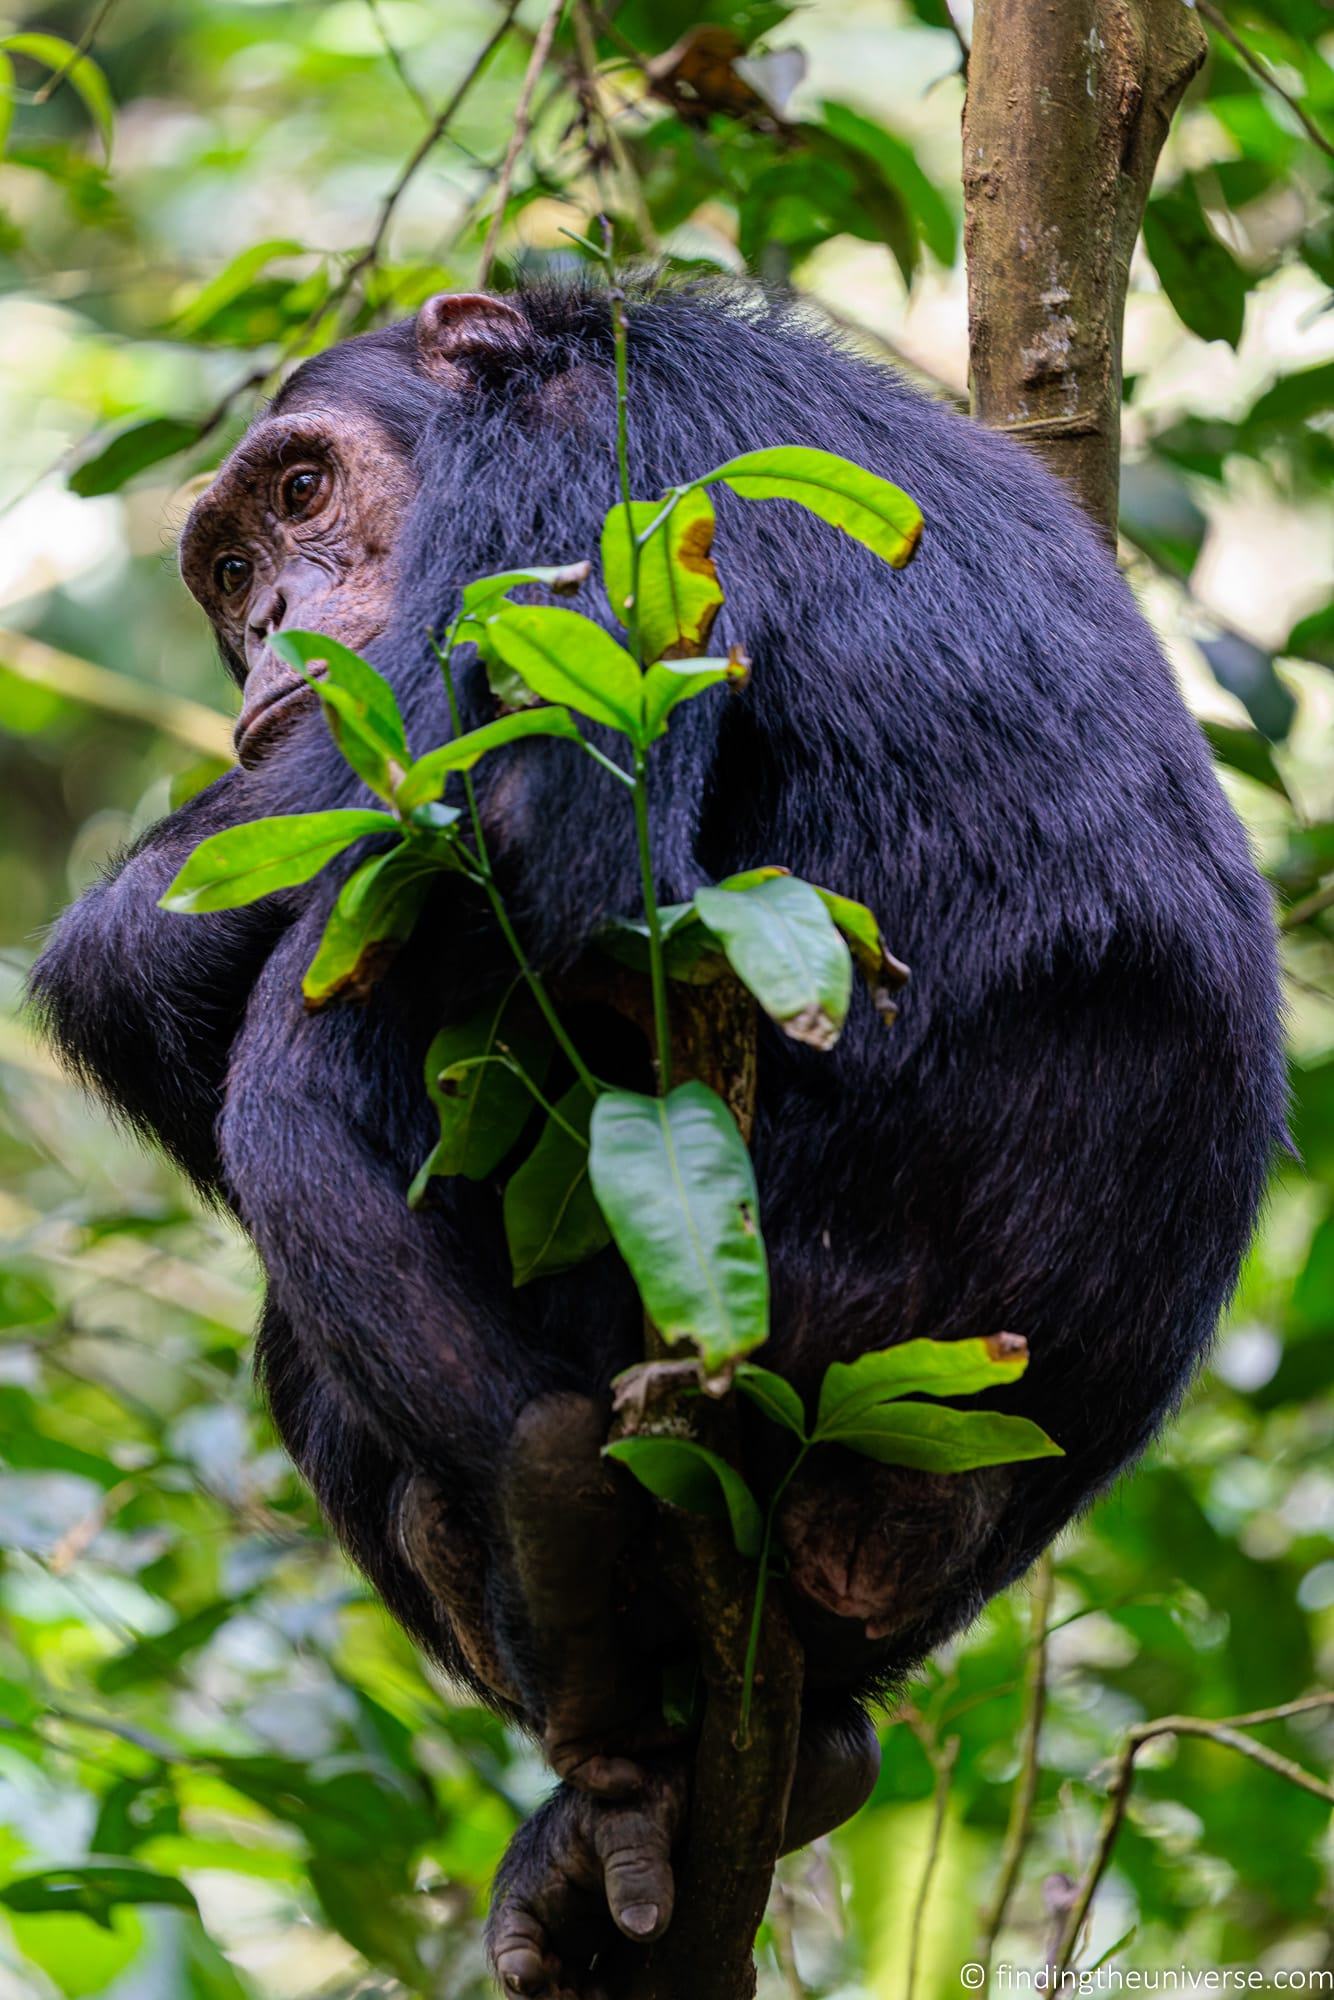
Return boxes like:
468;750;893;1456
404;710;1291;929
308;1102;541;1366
591;1777;683;1945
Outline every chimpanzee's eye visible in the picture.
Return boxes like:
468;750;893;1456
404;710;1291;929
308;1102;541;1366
215;554;252;597
281;467;326;517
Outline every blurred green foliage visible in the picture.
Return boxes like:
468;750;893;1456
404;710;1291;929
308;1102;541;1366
0;1;1332;1993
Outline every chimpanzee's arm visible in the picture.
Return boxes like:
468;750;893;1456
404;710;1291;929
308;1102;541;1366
216;905;549;1474
28;771;288;1193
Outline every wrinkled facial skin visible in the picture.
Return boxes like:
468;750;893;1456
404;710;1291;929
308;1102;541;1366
179;407;417;767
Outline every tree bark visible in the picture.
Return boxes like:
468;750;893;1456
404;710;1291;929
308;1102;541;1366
962;0;1206;539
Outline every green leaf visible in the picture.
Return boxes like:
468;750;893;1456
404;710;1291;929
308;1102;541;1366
410;993;554;1195
600;488;724;664
817;102;957;266
604;1437;763;1556
171;238;307;335
92;1777;179;1858
69;417;201;497
824;1401;1064;1471
1120;459;1207;579
811;886;910;1025
1242;360;1334;438
302;845;437;1007
159;810;395;913
815;1334;1032;1434
395;706;583;810
213;1754;435;1862
505;1083;609;1285
2;32;115;157
597;868;788;985
702;446;923;568
0;1864;198;1929
1284;601;1334;670
735;1363;808;1440
1200;720;1293;801
457;566;592;709
483;605;643;735
1142;181;1249;349
641;655;748;743
270;631;407;799
693;876;853;1048
1199;633;1294;743
589;1082;769;1367
97;1597;248;1694
308;1856;430;1989
460;561;591;620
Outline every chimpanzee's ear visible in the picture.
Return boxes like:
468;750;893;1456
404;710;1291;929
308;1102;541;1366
416;292;530;381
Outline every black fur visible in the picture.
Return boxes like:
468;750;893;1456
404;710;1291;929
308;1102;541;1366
30;277;1285;1700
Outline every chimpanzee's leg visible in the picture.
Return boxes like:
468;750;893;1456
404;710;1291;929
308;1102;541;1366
498;1394;683;1787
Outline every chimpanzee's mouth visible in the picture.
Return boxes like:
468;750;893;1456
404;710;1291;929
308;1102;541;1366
234;663;327;767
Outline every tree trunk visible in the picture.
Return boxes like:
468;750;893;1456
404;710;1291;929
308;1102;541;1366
962;0;1207;539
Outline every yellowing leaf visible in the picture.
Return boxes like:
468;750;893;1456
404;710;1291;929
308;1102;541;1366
600;489;725;664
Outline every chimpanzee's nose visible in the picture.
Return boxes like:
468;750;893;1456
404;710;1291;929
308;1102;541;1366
249;584;287;641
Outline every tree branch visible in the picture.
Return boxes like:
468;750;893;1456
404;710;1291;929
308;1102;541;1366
477;0;566;285
976;1550;1054;1967
0;628;233;759
905;1731;961;2000
598;974;802;2000
962;0;1208;539
1052;1692;1334;1969
1196;1;1334;163
349;0;526;301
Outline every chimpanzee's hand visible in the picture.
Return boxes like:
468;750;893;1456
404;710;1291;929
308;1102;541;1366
486;1765;685;1999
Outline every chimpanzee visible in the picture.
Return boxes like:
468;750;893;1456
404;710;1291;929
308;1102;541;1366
30;280;1285;1996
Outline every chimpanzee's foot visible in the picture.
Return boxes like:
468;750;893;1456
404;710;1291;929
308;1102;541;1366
487;1768;685;1999
501;1393;676;1785
486;1704;874;1994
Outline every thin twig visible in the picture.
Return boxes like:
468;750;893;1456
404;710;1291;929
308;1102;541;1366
30;0;119;103
1282;880;1334;931
477;0;566;285
364;0;433;120
348;0;526;302
0;627;233;759
977;1550;1055;1967
1052;1692;1334;1970
570;0;659;250
1196;2;1334;162
905;1733;960;2000
942;1;970;73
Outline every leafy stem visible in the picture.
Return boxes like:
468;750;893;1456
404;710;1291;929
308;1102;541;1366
738;1444;808;1746
632;746;674;1094
431;626;602;1101
445;1049;589;1145
603;217;673;1094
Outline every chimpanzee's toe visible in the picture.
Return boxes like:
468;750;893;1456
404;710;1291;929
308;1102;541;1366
487;1770;684;1997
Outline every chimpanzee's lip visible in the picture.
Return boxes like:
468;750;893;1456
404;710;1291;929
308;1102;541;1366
234;664;327;763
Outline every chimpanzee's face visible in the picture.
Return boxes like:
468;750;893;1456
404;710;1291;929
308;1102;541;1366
179;406;417;768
